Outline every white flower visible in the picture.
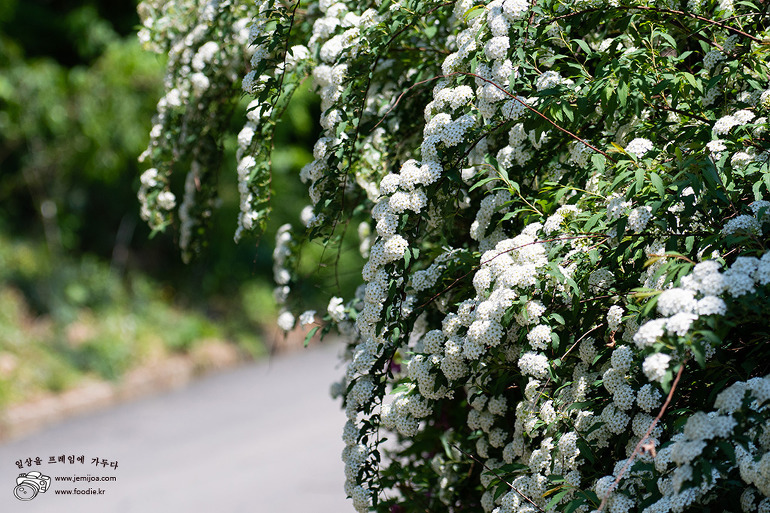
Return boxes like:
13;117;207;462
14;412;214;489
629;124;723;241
657;288;697;316
594;475;616;499
607;305;624;332
238;125;255;149
156;191;177;210
518;352;549;378
140;168;159;188
536;70;563;91
731;151;754;169
484;36;510;61
722;215;761;236
625;138;653;156
643;353;672;382
706;139;726;154
328;297;346;322
734;109;755;124
637;384;662;411
666;312;698;337
299;310;316;326
611;345;633;372
274;268;290;285
300;206;316;227
383;235;408;261
724;269;755;297
502;0;529;18
527;324;552;350
588;268;614;293
190;72;210;94
628;206;652;232
286;45;310;71
606;194;631;221
633;319;666;348
273;286;289;304
697;296;727;316
277;310;295;331
713;115;739;135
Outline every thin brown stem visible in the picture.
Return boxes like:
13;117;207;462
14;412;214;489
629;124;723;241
371;74;447;131
451;444;545;512
597;360;687;511
548;5;761;43
417;234;608;310
463;72;617;163
648;252;696;265
374;71;616;163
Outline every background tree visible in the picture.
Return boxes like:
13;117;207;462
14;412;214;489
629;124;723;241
0;0;328;404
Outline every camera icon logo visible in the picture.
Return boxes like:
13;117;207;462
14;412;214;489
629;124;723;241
13;471;51;501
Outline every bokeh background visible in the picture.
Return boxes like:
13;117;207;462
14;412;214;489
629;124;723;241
0;0;363;411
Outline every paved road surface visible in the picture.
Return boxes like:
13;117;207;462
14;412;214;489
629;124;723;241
0;342;351;512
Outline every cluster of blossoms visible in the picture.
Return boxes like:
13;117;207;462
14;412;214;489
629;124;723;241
136;0;258;260
634;255;770;384
139;0;770;511
273;224;295;331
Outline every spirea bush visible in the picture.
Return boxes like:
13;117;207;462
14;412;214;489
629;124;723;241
137;0;770;511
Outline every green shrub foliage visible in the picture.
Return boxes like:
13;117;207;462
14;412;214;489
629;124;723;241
139;0;770;511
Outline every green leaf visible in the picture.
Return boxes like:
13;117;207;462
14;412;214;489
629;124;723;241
690;339;706;368
573;38;593;56
717;440;736;464
617;80;629;107
564;400;594;412
658;31;678;51
682;72;701;92
304;326;320;347
635;168;645;192
591;153;606;174
650;172;665;197
546;487;571;510
576;437;596;464
464;5;486;21
564;497;587;513
470;177;498;191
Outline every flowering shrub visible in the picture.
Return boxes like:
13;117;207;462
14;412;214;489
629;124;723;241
137;0;770;511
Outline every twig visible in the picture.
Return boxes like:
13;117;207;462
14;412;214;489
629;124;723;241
417;234;607;310
652;103;711;124
597;359;687;511
451;443;545;512
628;5;762;43
463;72;617;163
648;253;696;265
375;70;616;163
371;75;447;131
548;5;761;43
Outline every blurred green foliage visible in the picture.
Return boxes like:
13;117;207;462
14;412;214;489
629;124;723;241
0;0;163;256
0;229;268;403
0;0;358;405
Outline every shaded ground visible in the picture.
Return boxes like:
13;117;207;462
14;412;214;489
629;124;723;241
0;341;350;512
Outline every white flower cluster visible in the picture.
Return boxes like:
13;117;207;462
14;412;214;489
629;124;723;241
713;109;755;136
723;201;770;237
641;375;770;513
634;254;770;383
138;0;256;248
543;205;579;235
624;137;653;156
271;223;295;331
140;0;770;508
156;0;770;511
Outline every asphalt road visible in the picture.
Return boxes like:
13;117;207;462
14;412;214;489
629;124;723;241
0;342;351;512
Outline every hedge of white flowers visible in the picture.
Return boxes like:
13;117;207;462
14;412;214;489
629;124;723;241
138;0;770;511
